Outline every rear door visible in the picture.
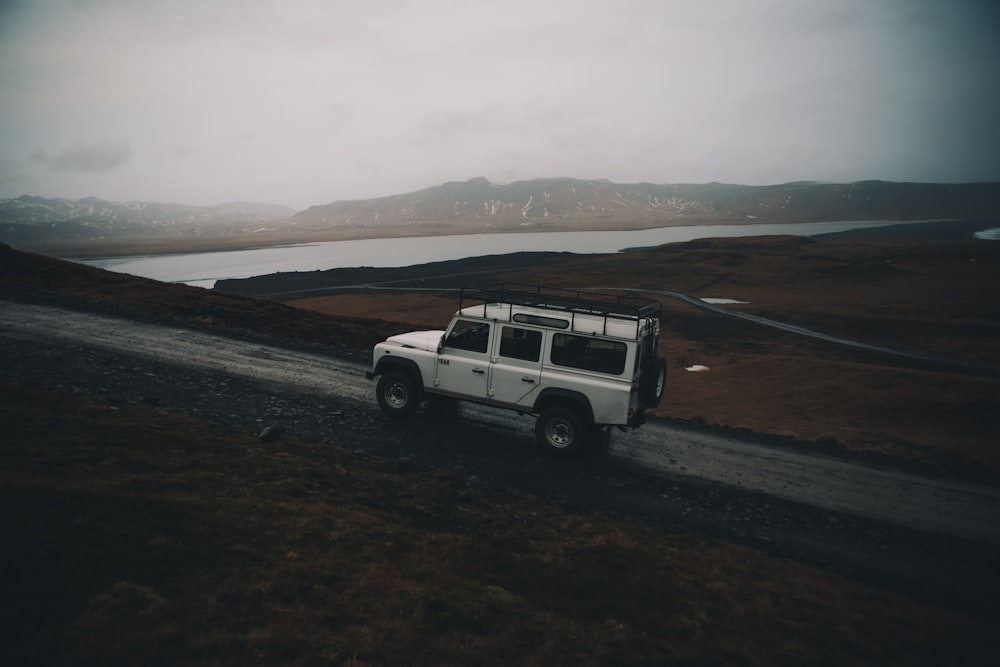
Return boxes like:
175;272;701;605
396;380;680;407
488;324;543;407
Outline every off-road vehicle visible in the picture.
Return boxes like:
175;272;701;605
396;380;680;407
366;283;666;455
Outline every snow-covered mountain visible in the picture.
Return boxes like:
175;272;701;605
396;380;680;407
0;196;294;244
3;179;998;248
292;178;1000;229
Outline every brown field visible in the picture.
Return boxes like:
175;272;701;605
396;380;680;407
2;235;999;664
288;234;1000;474
5;232;999;473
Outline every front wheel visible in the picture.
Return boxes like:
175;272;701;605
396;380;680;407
535;406;588;457
376;371;420;418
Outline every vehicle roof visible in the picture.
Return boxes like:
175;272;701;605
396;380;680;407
456;302;655;340
454;283;661;341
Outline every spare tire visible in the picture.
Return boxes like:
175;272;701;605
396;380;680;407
640;356;667;408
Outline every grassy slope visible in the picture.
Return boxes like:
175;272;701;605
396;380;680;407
1;240;998;664
2;382;993;666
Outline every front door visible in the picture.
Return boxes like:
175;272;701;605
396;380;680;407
435;318;491;398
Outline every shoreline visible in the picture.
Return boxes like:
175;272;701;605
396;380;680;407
18;217;992;260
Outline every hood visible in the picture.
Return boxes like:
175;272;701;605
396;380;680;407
384;330;445;352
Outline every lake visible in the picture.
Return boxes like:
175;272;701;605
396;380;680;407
76;220;934;288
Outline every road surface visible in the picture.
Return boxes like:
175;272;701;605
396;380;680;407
3;299;997;546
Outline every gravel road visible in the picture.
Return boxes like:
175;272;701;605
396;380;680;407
3;299;999;619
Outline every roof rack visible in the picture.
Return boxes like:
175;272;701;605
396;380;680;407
459;283;661;323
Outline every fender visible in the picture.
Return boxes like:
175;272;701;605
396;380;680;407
368;356;424;387
533;387;595;424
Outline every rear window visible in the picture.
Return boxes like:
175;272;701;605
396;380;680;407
550;333;627;375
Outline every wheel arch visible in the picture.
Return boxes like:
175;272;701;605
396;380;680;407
532;388;595;425
373;357;424;388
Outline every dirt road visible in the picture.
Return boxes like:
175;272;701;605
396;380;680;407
3;299;998;547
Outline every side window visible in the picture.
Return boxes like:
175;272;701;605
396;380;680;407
551;333;627;375
513;313;568;329
445;319;491;353
498;326;542;362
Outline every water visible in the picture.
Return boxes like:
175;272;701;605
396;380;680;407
76;220;935;288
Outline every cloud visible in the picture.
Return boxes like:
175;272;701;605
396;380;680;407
1;1;998;207
33;140;131;173
0;157;30;189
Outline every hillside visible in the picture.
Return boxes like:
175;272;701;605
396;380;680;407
0;196;293;247
5;223;1000;475
292;178;1000;232
217;230;1000;475
2;237;999;664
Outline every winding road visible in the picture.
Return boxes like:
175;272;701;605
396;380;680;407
3;299;998;547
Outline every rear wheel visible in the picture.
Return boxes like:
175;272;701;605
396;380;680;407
376;371;419;418
535;406;588;456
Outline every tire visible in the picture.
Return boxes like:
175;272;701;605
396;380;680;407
535;406;588;456
640;356;667;408
376;371;420;418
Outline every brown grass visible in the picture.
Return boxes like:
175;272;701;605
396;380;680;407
3;238;999;663
4;235;998;471
2;382;993;666
284;235;1000;472
293;292;458;329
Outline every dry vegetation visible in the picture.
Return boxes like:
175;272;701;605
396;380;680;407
2;236;999;664
2;382;993;665
289;235;1000;473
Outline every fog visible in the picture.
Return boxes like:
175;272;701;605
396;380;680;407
2;0;998;209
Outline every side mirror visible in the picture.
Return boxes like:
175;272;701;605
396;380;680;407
437;334;445;353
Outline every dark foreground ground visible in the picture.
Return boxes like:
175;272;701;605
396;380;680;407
1;220;998;665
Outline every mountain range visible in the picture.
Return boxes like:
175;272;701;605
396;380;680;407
2;178;998;248
291;178;1000;228
0;197;294;246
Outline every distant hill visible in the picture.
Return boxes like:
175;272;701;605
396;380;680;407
3;179;998;249
0;196;294;245
292;178;1000;230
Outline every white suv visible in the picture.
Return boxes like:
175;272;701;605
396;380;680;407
366;284;666;455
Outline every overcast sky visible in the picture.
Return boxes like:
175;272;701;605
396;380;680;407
1;0;998;209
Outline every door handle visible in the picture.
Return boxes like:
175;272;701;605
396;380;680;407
472;368;485;374
521;377;535;383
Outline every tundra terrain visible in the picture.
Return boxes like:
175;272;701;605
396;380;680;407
1;224;998;665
